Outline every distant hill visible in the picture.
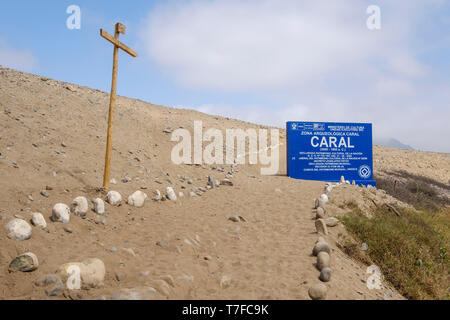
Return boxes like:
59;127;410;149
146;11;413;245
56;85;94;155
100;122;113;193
375;138;414;150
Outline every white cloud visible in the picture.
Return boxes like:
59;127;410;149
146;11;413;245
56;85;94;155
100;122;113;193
142;0;450;153
0;39;36;72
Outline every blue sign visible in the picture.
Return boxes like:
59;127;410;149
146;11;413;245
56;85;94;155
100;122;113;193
287;121;376;186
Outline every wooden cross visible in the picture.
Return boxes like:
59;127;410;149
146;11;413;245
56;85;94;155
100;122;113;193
100;23;138;190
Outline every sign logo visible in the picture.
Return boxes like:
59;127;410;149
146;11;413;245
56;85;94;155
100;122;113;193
358;165;371;179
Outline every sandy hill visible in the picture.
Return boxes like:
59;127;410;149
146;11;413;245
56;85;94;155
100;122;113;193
0;66;448;300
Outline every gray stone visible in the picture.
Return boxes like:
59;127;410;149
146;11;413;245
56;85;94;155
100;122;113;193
35;274;60;287
45;279;64;297
9;252;39;272
319;267;332;282
40;190;49;198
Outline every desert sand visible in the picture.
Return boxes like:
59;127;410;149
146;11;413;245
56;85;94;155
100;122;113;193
0;66;448;300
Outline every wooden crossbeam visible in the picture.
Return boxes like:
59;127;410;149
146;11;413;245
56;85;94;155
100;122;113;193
100;29;138;57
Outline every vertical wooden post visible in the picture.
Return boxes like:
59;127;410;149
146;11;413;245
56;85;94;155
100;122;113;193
103;24;121;190
100;23;137;190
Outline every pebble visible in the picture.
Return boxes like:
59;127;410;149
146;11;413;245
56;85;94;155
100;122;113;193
229;216;240;222
308;284;327;300
107;191;122;206
315;219;328;235
51;203;70;224
93;198;106;215
220;179;234;186
166;187;177;201
220;275;232;289
8;252;39;272
40;190;49;198
63;227;73;233
319;267;332;282
70;196;89;217
361;243;369;251
31;212;47;229
5;218;32;241
317;252;331;271
152;190;162;201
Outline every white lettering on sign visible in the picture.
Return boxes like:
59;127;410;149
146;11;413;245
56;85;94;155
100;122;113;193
311;136;355;149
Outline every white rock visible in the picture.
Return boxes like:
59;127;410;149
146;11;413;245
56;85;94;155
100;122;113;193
319;194;329;203
318;198;327;209
127;191;148;208
107;191;122;206
51;203;70;224
70;196;89;217
93;198;105;215
5;219;32;241
166;187;177;201
31;212;47;229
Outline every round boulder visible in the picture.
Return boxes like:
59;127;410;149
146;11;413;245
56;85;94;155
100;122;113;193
308;284;327;300
127;191;148;208
319;267;332;282
5;219;32;241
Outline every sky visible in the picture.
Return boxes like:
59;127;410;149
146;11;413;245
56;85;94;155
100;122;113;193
0;0;449;153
